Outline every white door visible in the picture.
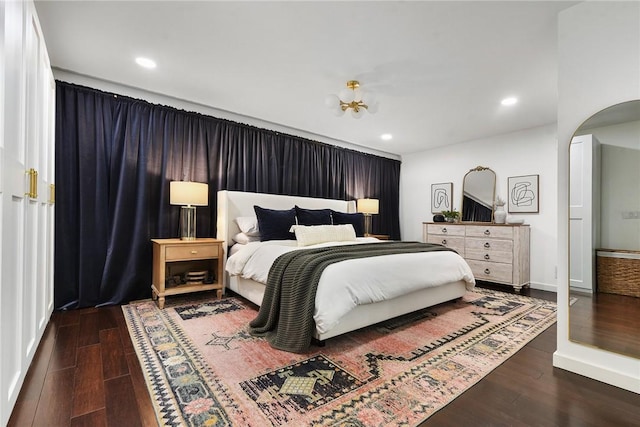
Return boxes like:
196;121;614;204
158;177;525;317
0;1;55;423
569;134;601;292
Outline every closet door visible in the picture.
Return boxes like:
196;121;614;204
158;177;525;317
0;1;55;424
569;134;601;292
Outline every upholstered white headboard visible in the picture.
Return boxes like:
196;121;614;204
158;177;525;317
216;190;356;253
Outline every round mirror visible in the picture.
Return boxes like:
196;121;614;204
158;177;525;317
461;166;496;222
568;99;640;359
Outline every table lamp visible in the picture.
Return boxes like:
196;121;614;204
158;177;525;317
357;198;379;235
170;181;208;240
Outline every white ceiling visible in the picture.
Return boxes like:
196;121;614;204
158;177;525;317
34;1;578;156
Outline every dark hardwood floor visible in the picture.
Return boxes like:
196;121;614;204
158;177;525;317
8;286;640;426
569;290;640;359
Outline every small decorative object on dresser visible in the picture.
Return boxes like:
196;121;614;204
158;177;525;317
494;196;507;224
423;222;530;292
441;209;460;223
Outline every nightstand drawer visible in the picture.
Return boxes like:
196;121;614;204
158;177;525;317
165;244;219;261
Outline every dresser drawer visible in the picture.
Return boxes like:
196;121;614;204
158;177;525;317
426;223;466;237
467;260;513;283
426;235;465;255
465;249;512;263
165;244;219;261
465;225;513;239
465;237;513;263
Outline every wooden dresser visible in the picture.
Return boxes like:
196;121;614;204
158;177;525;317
423;222;530;292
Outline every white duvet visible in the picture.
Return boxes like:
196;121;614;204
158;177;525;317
226;239;475;334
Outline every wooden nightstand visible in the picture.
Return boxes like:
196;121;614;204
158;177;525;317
365;233;390;240
151;238;224;309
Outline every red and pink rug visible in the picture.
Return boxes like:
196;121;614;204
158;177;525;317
123;287;556;426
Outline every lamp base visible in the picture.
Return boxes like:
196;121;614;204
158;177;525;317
180;206;197;240
364;213;372;235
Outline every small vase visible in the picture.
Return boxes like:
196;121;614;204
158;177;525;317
445;217;456;223
494;205;506;224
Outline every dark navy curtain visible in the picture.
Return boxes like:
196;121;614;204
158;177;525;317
54;81;402;309
462;195;493;222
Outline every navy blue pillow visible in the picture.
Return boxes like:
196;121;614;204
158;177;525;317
295;206;332;226
254;206;296;241
331;211;365;237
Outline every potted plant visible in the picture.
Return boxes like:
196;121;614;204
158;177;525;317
441;209;460;223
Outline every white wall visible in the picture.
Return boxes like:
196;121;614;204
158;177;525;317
555;1;640;393
578;119;640;150
400;124;558;291
601;144;640;250
577;121;640;251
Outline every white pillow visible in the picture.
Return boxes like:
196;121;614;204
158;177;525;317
235;216;260;236
289;224;356;247
232;232;260;245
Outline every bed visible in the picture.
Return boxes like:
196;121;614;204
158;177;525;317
217;190;475;349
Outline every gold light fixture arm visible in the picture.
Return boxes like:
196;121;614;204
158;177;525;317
25;168;38;199
340;100;368;112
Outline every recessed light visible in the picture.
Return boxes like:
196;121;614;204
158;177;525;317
501;97;518;106
380;134;393;141
135;57;157;69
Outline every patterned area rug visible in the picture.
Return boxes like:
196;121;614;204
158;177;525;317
123;288;556;426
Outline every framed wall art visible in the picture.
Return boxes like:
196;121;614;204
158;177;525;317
431;182;453;213
508;174;539;213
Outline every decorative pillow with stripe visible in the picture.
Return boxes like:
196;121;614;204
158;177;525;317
289;224;356;247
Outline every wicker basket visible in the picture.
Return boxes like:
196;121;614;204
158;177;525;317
596;249;640;298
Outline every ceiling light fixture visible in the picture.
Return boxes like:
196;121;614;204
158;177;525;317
381;134;393;141
325;80;379;119
135;57;157;69
501;97;518;106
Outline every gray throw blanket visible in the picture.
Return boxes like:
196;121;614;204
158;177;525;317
249;241;455;353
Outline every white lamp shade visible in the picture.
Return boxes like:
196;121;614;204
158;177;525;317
332;107;346;117
170;181;208;206
366;101;379;114
339;87;356;103
324;94;341;109
351;108;365;119
357;198;379;214
362;91;376;106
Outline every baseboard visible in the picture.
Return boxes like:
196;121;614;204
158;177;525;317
553;351;640;394
530;281;557;293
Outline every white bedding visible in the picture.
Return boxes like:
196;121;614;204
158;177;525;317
226;239;475;334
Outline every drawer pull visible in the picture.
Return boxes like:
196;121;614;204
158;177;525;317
442;227;447;233
191;250;198;254
484;268;491;275
441;239;447;245
484;254;490;260
484;229;491;236
484;242;491;248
